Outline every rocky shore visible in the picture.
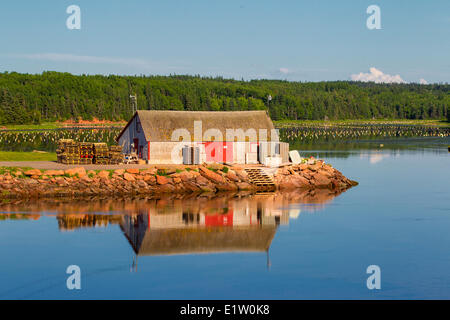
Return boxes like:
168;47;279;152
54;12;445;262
0;158;357;199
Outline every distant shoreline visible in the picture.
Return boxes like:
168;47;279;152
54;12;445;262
275;119;450;128
0;118;448;132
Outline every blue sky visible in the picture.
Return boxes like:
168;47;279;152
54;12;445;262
0;0;448;83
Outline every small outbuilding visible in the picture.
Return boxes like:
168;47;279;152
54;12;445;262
116;110;289;165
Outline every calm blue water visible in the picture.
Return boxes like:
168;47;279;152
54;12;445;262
0;143;449;299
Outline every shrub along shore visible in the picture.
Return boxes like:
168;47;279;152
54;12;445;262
0;159;358;199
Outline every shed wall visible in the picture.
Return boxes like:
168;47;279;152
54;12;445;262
280;142;290;163
146;141;286;165
118;114;148;159
118;114;288;164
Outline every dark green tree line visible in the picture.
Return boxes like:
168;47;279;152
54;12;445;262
0;71;448;124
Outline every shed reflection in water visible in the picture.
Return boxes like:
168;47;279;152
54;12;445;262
0;188;346;269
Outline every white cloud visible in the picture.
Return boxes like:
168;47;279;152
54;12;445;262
12;53;153;70
419;78;428;85
279;67;290;74
350;67;405;84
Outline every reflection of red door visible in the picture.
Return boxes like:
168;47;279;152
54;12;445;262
205;212;234;226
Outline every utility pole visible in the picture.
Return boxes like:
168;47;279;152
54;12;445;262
130;94;137;114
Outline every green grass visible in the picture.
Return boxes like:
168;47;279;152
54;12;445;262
0;151;56;161
0;166;33;173
156;169;168;176
0;121;126;131
0;122;61;130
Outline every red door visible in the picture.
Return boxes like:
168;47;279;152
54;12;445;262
133;138;139;152
205;142;233;163
222;142;233;163
205;142;221;162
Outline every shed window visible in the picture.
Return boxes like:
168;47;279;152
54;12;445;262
136;118;141;133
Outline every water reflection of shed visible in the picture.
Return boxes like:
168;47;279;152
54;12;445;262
121;221;277;256
120;194;290;256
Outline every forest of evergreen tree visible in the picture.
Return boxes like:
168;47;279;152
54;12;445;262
0;71;448;124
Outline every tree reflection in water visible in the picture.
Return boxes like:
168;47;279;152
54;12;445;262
0;188;347;270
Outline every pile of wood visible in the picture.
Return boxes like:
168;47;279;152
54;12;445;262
56;140;123;165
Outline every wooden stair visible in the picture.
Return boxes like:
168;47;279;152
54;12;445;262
245;168;276;190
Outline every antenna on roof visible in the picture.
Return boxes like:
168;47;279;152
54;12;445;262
130;94;137;114
131;253;138;273
267;94;272;110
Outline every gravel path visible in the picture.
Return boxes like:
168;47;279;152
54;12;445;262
0;161;267;171
0;161;172;170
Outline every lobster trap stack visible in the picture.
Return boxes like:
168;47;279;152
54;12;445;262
56;139;73;163
93;143;110;165
109;145;123;164
79;142;94;165
57;139;82;165
56;140;123;165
